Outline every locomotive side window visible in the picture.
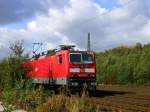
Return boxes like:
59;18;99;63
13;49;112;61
70;53;82;64
58;55;62;64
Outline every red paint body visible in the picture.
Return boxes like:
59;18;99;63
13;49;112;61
25;48;96;87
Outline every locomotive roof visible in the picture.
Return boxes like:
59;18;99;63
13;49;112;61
30;45;94;60
59;45;75;50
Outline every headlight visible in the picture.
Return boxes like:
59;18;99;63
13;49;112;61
70;68;80;72
84;68;95;73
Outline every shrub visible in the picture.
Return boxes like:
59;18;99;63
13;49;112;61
36;95;97;112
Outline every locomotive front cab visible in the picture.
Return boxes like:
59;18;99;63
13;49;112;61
68;51;96;92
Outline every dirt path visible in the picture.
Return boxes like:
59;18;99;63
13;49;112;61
90;85;150;112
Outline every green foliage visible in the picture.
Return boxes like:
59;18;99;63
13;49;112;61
0;57;29;89
96;43;150;85
0;83;49;111
0;40;29;89
0;40;36;110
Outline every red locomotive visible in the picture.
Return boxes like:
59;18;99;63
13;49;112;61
26;45;96;94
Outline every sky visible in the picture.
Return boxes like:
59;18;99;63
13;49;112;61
0;0;150;59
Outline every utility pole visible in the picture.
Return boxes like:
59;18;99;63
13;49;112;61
32;42;43;56
87;32;91;51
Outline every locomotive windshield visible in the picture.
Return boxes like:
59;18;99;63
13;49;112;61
70;53;82;64
70;53;94;64
82;53;93;64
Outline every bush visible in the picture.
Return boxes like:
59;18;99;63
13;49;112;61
36;95;97;112
0;40;39;111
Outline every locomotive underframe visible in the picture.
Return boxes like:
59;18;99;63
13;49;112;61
32;76;96;95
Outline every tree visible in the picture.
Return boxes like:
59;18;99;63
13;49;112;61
9;40;24;59
96;43;150;85
0;40;30;88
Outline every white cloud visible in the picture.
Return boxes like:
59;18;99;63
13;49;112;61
0;0;150;59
